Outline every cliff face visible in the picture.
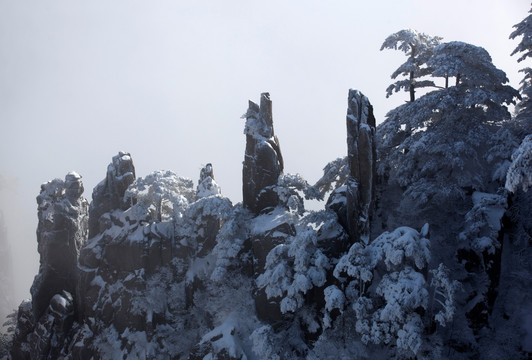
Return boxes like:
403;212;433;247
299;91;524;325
10;172;89;359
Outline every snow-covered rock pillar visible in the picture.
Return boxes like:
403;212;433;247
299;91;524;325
30;172;89;322
196;163;221;199
88;151;135;237
242;93;284;214
346;89;376;244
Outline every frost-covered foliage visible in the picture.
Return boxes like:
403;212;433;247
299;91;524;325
381;29;442;101
510;5;532;64
210;205;251;282
510;5;532;125
256;215;333;314
313;157;349;198
272;173;322;213
430;264;459;327
250;325;281;360
459;192;507;258
506;134;532;192
124;170;195;221
429;41;510;88
248;201;350;356
329;225;455;358
0;309;16;358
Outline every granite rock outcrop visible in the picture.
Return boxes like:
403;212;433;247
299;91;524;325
31;172;89;322
344;89;376;244
242;93;284;215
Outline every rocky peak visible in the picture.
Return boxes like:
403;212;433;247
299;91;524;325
31;172;89;322
88;151;135;237
196;163;221;199
242;93;284;214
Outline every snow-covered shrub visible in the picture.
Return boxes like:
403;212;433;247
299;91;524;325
371;225;431;271
458;192;506;259
313;157;349;198
429;263;459;327
351;265;428;356
210;205;252;282
268;173;322;214
175;194;233;251
332;224;455;358
0;309;16;358
257;228;330;314
250;325;281;360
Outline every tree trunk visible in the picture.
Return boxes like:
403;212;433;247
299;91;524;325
409;70;415;102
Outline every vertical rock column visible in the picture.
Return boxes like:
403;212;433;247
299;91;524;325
242;93;284;214
345;89;376;244
30;172;89;322
77;152;136;322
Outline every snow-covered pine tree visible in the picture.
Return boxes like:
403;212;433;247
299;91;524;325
380;29;442;101
510;4;532;64
510;4;532;133
376;36;522;358
377;41;518;231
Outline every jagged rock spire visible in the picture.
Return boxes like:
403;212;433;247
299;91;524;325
196;163;221;199
345;89;376;244
31;172;89;322
88;151;135;237
242;93;284;214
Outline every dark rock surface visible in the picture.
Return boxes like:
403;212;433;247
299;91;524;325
28;291;74;360
31;172;89;322
345;89;376;244
242;93;284;215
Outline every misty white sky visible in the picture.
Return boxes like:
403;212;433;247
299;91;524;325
0;0;529;307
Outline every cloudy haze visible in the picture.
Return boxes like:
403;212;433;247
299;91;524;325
0;0;528;307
